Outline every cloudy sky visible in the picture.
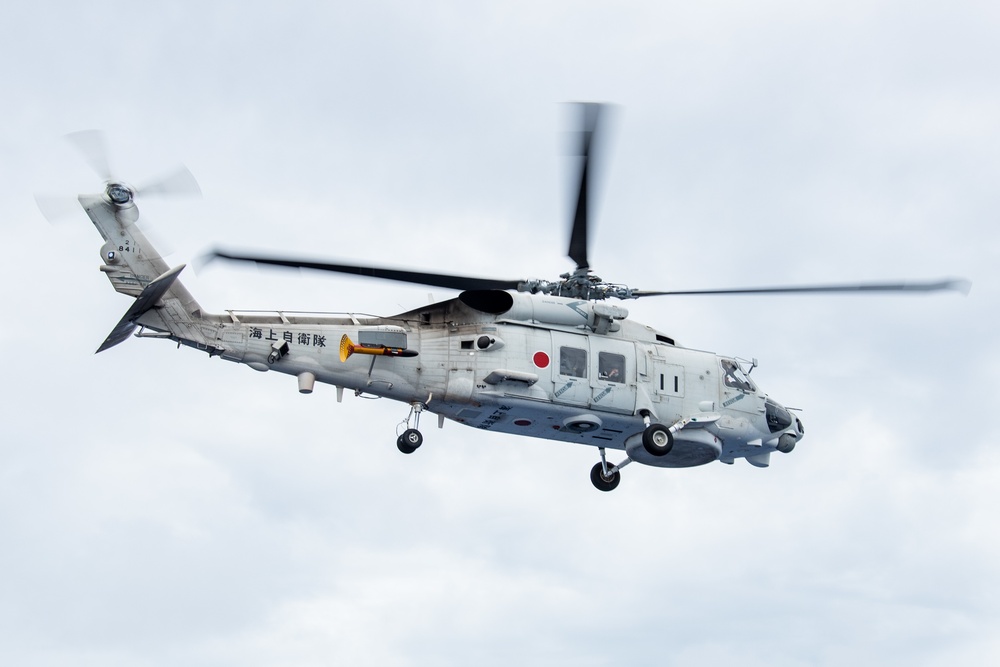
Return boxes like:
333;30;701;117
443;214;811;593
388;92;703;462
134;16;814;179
2;2;997;665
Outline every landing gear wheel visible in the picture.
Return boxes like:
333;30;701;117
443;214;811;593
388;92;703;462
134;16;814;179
396;435;414;454
642;423;673;457
590;461;621;492
396;428;423;454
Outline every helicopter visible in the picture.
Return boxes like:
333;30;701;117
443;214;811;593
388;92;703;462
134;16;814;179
43;104;969;491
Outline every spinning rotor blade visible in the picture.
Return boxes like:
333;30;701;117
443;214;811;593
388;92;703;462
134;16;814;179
36;131;198;249
203;107;969;304
209;250;524;292
567;102;605;271
135;165;202;198
64;130;201;199
632;278;972;297
66;130;113;181
34;193;84;224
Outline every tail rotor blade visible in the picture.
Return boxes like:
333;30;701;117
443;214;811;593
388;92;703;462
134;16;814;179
64;130;201;199
135;165;202;198
65;130;113;181
34;193;83;224
133;214;176;257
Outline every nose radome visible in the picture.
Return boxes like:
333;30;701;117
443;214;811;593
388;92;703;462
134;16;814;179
776;413;804;454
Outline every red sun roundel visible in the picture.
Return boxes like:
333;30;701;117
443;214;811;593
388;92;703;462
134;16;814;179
533;351;550;368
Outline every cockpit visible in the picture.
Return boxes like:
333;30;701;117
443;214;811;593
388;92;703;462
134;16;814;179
765;398;793;433
721;358;756;392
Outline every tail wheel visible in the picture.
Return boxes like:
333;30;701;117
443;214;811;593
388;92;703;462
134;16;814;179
642;423;673;457
396;428;423;454
590;462;621;492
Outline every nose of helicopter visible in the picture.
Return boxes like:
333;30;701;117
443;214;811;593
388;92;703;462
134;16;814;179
778;412;804;454
765;397;803;452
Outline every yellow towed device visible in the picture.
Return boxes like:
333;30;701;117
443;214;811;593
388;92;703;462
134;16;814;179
339;334;418;362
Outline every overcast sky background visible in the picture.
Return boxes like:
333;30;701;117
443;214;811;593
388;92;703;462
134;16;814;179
1;2;997;665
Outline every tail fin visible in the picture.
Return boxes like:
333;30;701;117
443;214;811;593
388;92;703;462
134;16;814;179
80;192;211;351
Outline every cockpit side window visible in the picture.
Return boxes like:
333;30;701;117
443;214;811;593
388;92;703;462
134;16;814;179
765;398;792;433
721;358;756;392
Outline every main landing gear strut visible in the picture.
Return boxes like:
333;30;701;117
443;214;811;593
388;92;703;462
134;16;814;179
590;447;632;492
589;414;674;491
640;413;674;457
396;401;426;454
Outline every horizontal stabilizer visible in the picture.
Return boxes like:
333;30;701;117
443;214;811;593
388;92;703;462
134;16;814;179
96;264;186;353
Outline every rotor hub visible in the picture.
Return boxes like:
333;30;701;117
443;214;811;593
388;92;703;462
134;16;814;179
106;182;133;205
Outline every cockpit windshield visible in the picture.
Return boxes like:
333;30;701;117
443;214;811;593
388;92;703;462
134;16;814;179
721;358;756;392
765;398;793;433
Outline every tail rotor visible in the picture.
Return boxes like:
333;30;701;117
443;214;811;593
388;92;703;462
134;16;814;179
34;130;202;228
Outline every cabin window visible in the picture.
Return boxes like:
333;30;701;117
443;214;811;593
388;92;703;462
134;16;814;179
598;352;625;383
559;347;587;378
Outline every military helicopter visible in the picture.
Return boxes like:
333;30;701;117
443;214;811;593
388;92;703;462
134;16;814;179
42;105;969;491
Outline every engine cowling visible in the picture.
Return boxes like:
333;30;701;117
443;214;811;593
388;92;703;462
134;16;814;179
458;290;628;332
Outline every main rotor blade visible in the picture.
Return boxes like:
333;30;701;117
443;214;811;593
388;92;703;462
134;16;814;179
567;102;604;271
632;278;972;297
209;250;524;292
